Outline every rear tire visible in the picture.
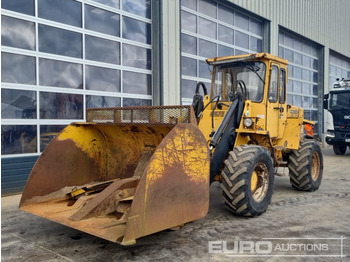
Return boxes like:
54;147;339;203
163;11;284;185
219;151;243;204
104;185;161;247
221;145;274;217
288;140;323;191
333;144;347;155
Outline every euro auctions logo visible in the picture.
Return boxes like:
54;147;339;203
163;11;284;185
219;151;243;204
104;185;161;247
208;237;346;258
209;240;273;254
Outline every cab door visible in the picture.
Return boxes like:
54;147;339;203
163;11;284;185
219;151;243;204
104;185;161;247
278;68;287;138
266;65;280;138
266;64;288;139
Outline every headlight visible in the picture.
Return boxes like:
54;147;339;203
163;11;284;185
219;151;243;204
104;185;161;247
327;130;335;137
243;118;254;128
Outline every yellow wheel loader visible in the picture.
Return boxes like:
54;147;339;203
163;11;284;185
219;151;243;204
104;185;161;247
19;53;323;245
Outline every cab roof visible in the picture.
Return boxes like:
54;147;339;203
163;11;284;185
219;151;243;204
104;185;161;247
206;52;289;66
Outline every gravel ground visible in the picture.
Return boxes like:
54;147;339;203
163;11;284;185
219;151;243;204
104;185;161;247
1;146;349;262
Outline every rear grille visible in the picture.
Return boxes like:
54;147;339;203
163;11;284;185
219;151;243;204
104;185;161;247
86;106;196;126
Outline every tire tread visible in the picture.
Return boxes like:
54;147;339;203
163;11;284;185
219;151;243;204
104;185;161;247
221;145;274;217
288;140;323;191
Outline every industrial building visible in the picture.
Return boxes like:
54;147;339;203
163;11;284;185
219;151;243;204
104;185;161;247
2;0;350;194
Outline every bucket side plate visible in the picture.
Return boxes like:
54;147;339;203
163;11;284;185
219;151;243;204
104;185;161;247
123;123;210;245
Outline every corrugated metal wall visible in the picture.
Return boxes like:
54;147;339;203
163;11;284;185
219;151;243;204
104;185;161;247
1;156;38;195
228;0;350;57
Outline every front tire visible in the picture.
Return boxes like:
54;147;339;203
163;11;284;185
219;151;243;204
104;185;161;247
288;140;323;191
221;145;274;217
333;143;347;155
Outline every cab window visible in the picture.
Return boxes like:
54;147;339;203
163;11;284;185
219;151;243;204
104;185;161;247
279;69;286;104
268;65;278;103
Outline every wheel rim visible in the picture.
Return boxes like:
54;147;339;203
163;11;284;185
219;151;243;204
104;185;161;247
251;162;269;202
311;152;320;181
251;171;258;192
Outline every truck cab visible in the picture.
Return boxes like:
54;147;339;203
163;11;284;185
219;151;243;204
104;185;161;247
324;78;350;154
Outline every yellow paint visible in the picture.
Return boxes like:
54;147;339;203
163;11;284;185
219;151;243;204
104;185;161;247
234;133;250;146
206;53;288;66
70;188;86;198
198;109;228;143
302;119;315;125
275;150;283;162
251;171;258;192
278;118;303;150
57;124;106;160
146;125;209;189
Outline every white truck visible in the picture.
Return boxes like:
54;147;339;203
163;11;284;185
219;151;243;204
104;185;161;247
323;78;350;154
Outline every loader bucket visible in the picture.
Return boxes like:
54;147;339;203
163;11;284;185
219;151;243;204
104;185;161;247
19;106;210;245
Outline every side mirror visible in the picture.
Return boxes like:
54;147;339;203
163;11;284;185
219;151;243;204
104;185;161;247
323;94;329;110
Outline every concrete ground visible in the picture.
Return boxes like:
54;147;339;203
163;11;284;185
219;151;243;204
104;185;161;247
1;146;349;261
